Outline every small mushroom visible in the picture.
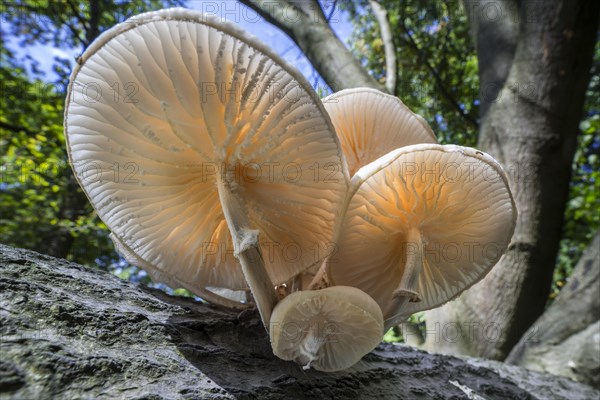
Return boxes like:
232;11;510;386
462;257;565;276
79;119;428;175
270;286;383;372
64;8;349;327
322;87;437;177
328;144;517;330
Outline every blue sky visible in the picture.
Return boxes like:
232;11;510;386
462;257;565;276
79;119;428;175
3;1;354;94
189;0;353;92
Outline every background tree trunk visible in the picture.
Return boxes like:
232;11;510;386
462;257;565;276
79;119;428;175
241;0;385;92
1;244;599;399
423;0;599;359
242;0;600;359
240;0;598;361
506;230;600;388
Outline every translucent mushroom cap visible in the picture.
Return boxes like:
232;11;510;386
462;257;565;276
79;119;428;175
65;8;349;292
329;144;517;317
270;286;383;372
322;88;437;177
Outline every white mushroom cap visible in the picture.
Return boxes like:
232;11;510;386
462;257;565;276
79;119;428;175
328;144;517;327
270;286;383;372
322;88;437;177
110;232;248;308
65;9;349;295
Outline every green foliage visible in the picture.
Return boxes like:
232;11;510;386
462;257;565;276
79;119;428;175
342;0;479;146
552;42;600;301
0;47;112;265
383;326;402;343
383;313;426;343
1;0;184;83
0;0;183;268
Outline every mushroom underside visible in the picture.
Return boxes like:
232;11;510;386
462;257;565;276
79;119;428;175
270;286;383;372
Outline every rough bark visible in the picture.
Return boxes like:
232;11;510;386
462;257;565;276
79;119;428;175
240;0;385;92
506;231;600;388
1;245;599;399
424;0;599;359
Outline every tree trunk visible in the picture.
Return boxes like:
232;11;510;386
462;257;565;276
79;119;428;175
424;0;599;359
241;0;385;92
238;0;599;360
506;230;600;388
1;244;599;399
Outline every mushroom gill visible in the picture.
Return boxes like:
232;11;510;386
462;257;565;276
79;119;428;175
328;144;517;330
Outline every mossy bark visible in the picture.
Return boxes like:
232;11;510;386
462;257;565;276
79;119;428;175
1;244;598;399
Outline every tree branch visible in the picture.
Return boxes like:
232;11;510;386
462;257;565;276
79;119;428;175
325;0;338;22
86;0;101;45
369;1;396;93
0;121;36;136
240;0;386;92
64;0;91;36
55;12;87;48
400;23;479;129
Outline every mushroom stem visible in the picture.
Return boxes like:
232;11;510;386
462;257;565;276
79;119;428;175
307;259;330;290
292;274;302;291
216;175;279;329
383;227;424;331
296;323;326;370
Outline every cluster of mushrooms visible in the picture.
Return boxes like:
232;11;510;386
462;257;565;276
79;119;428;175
65;9;516;372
